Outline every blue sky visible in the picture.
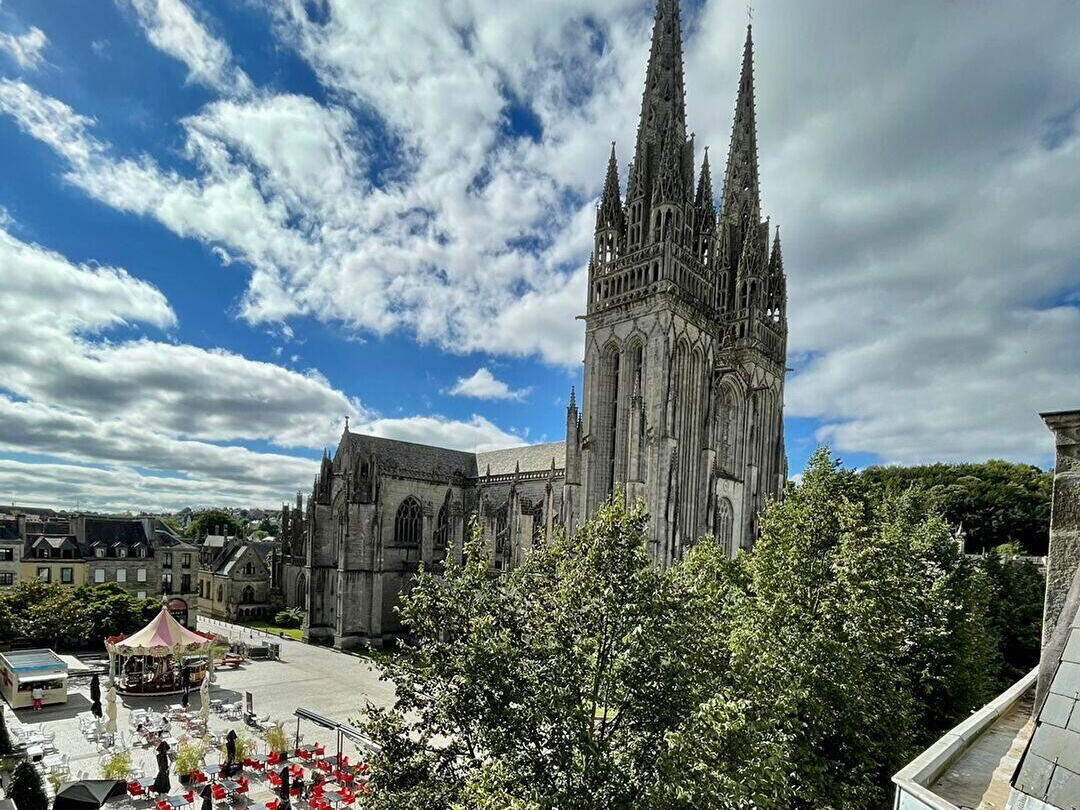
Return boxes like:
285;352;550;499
0;0;1076;511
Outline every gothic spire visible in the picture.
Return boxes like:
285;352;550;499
597;142;623;231
695;147;713;211
630;0;688;197
653;128;685;204
721;25;761;224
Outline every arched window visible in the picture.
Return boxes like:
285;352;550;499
217;585;224;602
395;497;422;547
715;497;734;549
434;496;450;551
295;572;307;608
241;586;255;604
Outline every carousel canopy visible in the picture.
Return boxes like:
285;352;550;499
106;607;212;657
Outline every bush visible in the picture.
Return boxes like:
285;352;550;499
175;738;209;776
261;723;289;755
8;759;49;810
274;608;303;629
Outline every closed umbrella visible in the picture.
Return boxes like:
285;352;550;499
224;730;237;777
89;674;102;719
199;670;210;724
181;665;190;708
104;685;117;734
199;784;212;810
152;747;171;796
278;765;291;810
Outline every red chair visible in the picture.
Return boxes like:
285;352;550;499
236;778;250;795
184;791;196;803
313;744;324;756
250;759;265;773
265;801;280;810
127;782;144;800
267;752;281;766
267;773;281;788
355;764;369;774
212;785;227;802
157;801;171;810
316;760;331;772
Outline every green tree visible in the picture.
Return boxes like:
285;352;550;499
858;460;1052;555
979;553;1045;689
76;583;158;641
8;759;49;810
357;496;788;810
185;510;244;540
2;579;91;648
728;450;997;809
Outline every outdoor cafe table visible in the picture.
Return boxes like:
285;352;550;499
25;745;43;761
205;765;221;777
165;795;190;808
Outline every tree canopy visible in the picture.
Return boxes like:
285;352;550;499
355;449;1031;810
185;510;245;540
0;580;157;648
857;460;1052;554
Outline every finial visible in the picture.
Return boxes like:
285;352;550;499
569;386;577;409
344;414;350;431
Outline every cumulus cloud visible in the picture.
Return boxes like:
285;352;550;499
448;368;532;401
0;25;47;70
1;0;1078;472
118;0;251;95
0;223;525;509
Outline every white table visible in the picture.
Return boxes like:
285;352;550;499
25;744;43;760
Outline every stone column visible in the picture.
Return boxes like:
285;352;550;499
1037;409;1080;704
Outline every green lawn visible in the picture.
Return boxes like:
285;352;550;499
239;619;303;641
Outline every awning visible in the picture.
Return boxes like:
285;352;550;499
18;673;67;683
294;707;381;754
106;606;212;657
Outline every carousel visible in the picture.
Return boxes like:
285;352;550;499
106;606;217;696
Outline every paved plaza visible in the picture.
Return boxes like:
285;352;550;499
3;619;397;805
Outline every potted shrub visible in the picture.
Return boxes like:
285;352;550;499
175;738;208;786
220;730;253;765
101;749;133;781
262;723;289;760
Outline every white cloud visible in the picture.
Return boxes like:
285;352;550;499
448;367;532;401
1;0;1078;470
119;0;251;96
0;25;47;70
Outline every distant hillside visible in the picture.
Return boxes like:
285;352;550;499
858;460;1053;555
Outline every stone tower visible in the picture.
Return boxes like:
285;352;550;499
567;2;788;561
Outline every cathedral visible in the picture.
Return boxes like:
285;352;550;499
280;0;788;648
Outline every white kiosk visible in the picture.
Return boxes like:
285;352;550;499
0;649;69;709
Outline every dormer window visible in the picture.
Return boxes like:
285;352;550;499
118;547;127;558
95;547;105;558
135;545;146;558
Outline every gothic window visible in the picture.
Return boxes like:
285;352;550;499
294;572;307;608
217;584;224;602
434;495;451;551
241;586;255;604
715;497;734;549
394;497;422;547
717;388;739;473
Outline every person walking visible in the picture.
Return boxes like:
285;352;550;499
31;685;44;710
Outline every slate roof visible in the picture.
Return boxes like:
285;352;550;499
85;518;148;548
1013;567;1080;809
347;433;478;478
214;542;266;577
346;432;566;479
0;521;19;540
476;442;566;476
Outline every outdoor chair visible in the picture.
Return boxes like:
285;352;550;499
157;800;171;810
127;781;144;800
212;785;228;802
264;800;280;810
236;778;250;794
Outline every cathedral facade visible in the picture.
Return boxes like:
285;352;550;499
281;0;788;649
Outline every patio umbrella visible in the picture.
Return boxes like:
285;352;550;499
278;765;291;810
53;779;126;810
104;685;118;734
199;784;212;810
152;748;171;796
89;674;102;718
